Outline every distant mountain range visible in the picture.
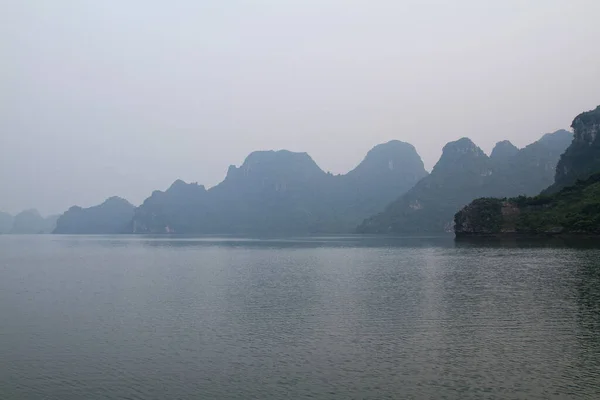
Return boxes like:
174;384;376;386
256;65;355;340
455;105;600;236
0;209;58;234
4;120;584;236
129;141;428;234
357;130;572;234
49;141;428;234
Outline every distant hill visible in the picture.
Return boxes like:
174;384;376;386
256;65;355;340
455;105;600;237
130;141;428;234
357;131;572;234
0;211;14;234
10;209;56;234
54;197;135;234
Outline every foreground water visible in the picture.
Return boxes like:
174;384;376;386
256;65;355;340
1;235;599;399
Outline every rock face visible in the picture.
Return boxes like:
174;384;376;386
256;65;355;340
455;173;600;236
0;211;13;234
358;131;572;234
130;141;428;234
548;106;600;193
10;209;56;234
54;197;135;234
454;198;519;236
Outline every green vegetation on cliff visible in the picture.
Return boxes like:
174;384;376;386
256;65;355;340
454;198;505;235
515;174;600;234
455;173;600;235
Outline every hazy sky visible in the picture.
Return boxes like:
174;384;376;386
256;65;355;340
1;0;599;215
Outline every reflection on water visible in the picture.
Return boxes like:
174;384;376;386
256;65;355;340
0;235;599;399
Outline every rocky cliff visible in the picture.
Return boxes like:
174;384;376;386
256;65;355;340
455;198;520;236
548;105;600;192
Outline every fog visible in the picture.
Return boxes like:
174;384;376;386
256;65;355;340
1;0;599;215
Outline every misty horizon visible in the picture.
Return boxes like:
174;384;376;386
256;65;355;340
1;130;574;217
2;1;600;215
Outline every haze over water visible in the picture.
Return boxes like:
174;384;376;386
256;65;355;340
1;235;599;399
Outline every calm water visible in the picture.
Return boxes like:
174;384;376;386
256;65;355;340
1;235;600;399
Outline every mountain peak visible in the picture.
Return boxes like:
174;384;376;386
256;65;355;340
362;140;419;162
572;105;600;130
433;138;488;173
225;149;326;182
16;209;42;218
358;129;568;235
167;179;206;193
10;209;53;234
442;137;483;154
570;106;600;147
549;105;600;192
364;140;417;156
537;129;573;151
490;140;519;160
348;140;426;178
168;179;187;190
102;196;134;207
241;150;317;168
54;197;135;234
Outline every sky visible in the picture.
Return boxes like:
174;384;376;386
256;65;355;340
1;0;600;216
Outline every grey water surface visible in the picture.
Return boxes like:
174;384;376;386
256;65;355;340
1;235;599;399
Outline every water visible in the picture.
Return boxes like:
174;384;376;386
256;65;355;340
1;235;599;399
